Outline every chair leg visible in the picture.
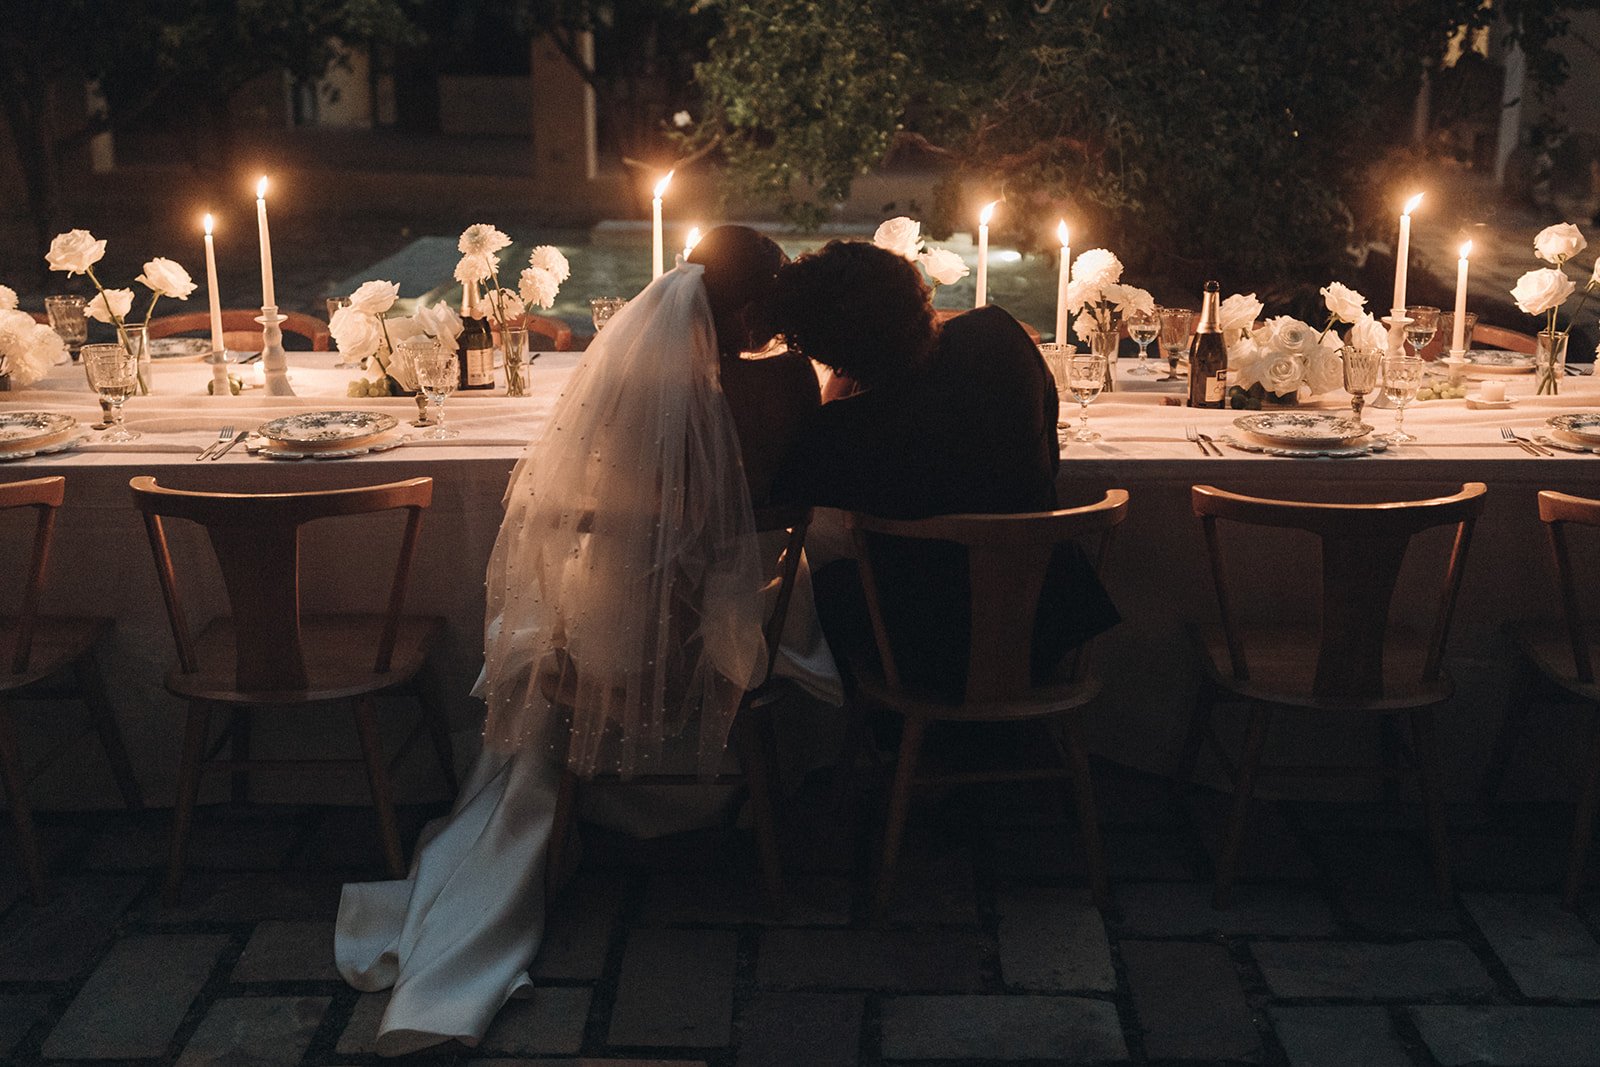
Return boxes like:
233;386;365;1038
1213;703;1271;910
1562;712;1600;910
1481;656;1537;806
546;767;579;900
1409;708;1453;906
733;708;785;912
1172;683;1216;790
0;701;46;905
871;716;926;926
1061;713;1109;907
164;700;213;906
74;656;142;810
229;709;251;805
351;697;405;879
413;668;458;795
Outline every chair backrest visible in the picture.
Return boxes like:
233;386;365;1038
129;476;432;690
521;313;576;352
1472;324;1537;354
1192;482;1486;701
751;505;813;687
1538;490;1600;684
148;310;331;351
0;477;65;675
847;490;1130;704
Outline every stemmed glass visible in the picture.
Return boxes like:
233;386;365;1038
1341;345;1383;420
1404;305;1440;358
1067;353;1107;442
590;298;626;332
1125;306;1159;375
81;343;141;442
407;339;460;439
45;295;87;361
1380;354;1423;444
1038;342;1074;439
1157;307;1195;381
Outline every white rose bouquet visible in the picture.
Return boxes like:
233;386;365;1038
330;279;409;396
872;216;972;289
1066;248;1150;343
45;230;195;393
1229;315;1344;405
0;308;67;388
1512;222;1599;393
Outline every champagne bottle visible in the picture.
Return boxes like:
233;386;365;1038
1187;281;1228;409
457;281;495;390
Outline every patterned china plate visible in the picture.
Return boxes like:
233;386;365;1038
1221;434;1389;459
0;433;86;462
0;411;77;449
247;434;405;461
1232;411;1373;446
1535;433;1600;455
1547;413;1600;444
1464;349;1536;373
148;338;214;359
257;410;399;447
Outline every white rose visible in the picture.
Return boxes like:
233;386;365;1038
1303;337;1345;395
458;223;512;257
1261;352;1307;397
917;248;968;286
85;287;132;324
1320;281;1366;324
1349;311;1388;352
1511;267;1577;316
454;254;495;286
328;305;383;361
1218;292;1263;337
1071;248;1123;291
1113;284;1156;316
348;279;400;315
519;265;559;309
1228;336;1267;386
46;229;106;275
0;285;15;311
383;314;425;346
528;245;571;284
137;257;196;300
673;110;693;128
414;302;463;348
873;217;923;260
1534;222;1587;265
1265;315;1314;353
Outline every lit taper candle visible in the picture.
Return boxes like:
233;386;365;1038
1391;192;1423;313
974;200;998;308
1055;219;1071;342
202;214;225;355
255;177;276;308
1451;240;1472;354
651;170;674;279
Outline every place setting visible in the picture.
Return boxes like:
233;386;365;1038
1217;410;1388;457
0;411;87;462
1532;412;1600;455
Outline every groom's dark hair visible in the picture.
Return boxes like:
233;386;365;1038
769;240;936;389
689;225;788;356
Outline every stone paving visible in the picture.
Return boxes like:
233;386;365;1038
2;758;1599;1066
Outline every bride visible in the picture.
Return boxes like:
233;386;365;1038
334;228;833;1055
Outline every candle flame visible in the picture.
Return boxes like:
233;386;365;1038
1402;192;1423;216
203;213;214;236
683;226;703;257
1459;239;1473;258
654;170;674;199
1056;219;1069;246
256;176;269;199
979;200;998;226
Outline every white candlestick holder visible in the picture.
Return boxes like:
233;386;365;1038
209;349;233;397
256;307;295;396
1381;312;1414;359
1441;349;1469;386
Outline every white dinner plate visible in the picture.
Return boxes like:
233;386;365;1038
0;433;86;462
258;410;400;448
248;433;405;461
1220;434;1389;458
1233;411;1372;447
1547;413;1600;444
0;411;77;450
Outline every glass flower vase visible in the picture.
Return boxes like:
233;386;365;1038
1536;330;1567;396
123;323;151;395
1088;327;1119;393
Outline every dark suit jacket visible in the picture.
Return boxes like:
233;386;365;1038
773;306;1120;696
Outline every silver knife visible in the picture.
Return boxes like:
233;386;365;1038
209;429;250;460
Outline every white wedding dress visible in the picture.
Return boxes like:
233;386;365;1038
334;264;839;1055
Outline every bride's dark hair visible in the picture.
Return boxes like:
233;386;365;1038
689;225;788;357
768;240;936;389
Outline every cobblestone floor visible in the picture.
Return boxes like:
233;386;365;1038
1;758;1598;1066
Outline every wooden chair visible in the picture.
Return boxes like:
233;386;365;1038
933;307;1042;344
518;313;576;352
0;477;143;902
543;506;813;909
1472;324;1537;354
1483;490;1600;908
148;310;331;352
1176;483;1487;908
847;491;1130;921
130;476;454;904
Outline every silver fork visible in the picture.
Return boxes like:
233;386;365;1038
1501;426;1553;456
196;425;234;461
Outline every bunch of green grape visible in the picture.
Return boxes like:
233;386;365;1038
1415;380;1467;401
347;377;396;398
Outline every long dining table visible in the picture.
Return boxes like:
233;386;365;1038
3;347;1599;808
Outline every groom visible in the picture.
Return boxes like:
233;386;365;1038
767;240;1119;696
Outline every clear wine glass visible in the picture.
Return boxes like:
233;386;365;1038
1067;353;1107;442
1038;342;1075;440
1157;307;1195;381
1380;354;1423;444
408;339;460;440
590;297;626;332
1341;345;1383;420
45;295;87;361
1404;305;1440;358
81;343;141;442
1125;306;1159;375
